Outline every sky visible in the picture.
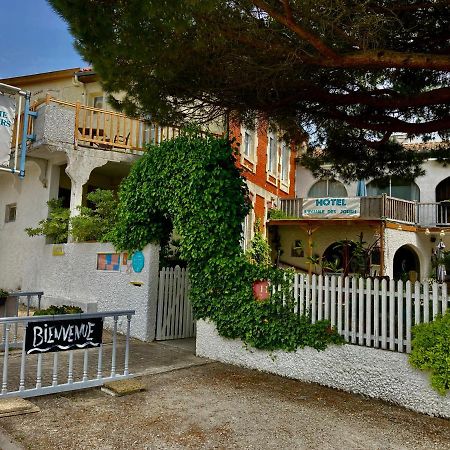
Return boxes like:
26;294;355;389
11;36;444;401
0;0;86;79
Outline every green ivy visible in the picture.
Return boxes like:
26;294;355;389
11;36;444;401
409;311;450;395
111;131;343;352
245;220;272;267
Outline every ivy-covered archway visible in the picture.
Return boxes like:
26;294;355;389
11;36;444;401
111;132;342;351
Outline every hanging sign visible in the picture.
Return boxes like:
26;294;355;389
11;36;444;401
0;94;16;166
25;317;103;354
302;197;360;219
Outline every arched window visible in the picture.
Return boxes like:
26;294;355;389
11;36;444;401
436;176;450;202
367;177;420;201
307;180;347;198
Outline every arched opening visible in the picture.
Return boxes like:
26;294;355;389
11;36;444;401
436;176;450;224
367;177;420;201
436;176;450;202
308;179;347;198
393;245;420;281
322;241;366;276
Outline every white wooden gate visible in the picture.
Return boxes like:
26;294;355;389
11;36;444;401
156;267;195;340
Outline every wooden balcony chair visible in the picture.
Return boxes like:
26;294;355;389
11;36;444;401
113;132;131;147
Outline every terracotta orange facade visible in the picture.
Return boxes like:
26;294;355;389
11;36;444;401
230;120;296;235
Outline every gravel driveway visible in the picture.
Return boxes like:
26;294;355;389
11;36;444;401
1;362;449;450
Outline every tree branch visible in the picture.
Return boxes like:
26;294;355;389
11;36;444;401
326;109;450;134
251;0;339;59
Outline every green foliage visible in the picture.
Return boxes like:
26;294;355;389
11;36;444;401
268;208;290;220
25;190;117;243
34;305;84;316
70;189;117;242
245;220;271;267
51;0;450;179
25;199;70;244
0;289;10;300
409;311;450;395
111;132;343;352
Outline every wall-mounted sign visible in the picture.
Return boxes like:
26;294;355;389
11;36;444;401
132;251;145;273
302;197;360;219
97;253;120;271
0;94;16;166
52;244;65;256
25;317;103;355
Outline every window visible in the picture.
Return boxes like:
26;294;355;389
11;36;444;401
5;203;16;223
281;142;289;182
268;135;277;174
367;178;420;201
308;180;347;198
243;131;252;157
92;96;104;109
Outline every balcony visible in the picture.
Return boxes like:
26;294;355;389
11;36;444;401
279;196;450;228
27;96;187;153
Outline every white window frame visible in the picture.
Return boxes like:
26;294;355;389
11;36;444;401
280;141;290;184
267;133;278;176
241;193;255;251
240;124;257;166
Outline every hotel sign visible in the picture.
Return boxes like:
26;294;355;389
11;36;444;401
0;93;16;166
302;197;360;219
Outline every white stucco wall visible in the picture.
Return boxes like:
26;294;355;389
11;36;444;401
196;320;450;418
382;228;440;280
0;160;53;291
416;160;450;202
23;242;160;342
295;159;449;204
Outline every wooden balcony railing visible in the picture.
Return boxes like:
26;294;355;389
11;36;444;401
32;96;216;153
279;196;450;227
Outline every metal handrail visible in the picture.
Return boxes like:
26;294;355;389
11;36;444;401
0;309;135;324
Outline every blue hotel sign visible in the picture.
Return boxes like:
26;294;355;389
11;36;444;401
302;197;360;219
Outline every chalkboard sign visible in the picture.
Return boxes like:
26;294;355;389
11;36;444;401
25;317;103;355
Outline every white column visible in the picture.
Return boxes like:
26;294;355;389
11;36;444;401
65;150;107;218
65;150;107;242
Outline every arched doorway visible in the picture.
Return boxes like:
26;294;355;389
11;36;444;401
393;245;420;281
322;241;366;276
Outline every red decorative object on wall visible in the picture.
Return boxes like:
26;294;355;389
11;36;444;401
252;280;270;301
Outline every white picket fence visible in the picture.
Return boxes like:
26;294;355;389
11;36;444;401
156;267;195;340
292;274;449;353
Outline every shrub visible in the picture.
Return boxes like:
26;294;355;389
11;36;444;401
71;189;117;242
34;305;84;316
25;198;70;244
409;311;450;395
25;190;117;243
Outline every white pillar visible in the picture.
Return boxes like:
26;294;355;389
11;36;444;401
65;150;107;242
65;150;107;218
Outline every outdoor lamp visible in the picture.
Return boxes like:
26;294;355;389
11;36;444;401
440;230;446;238
425;228;430;236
